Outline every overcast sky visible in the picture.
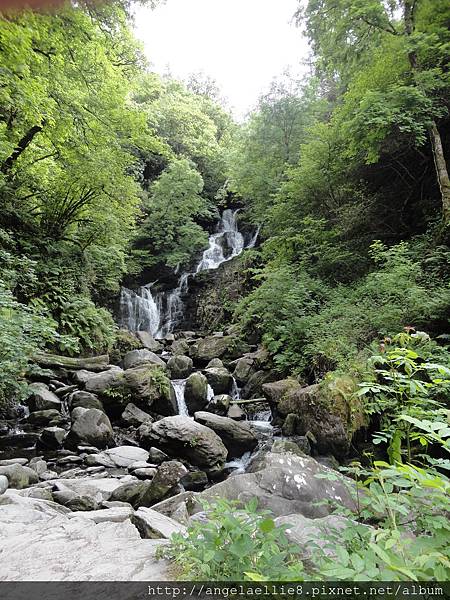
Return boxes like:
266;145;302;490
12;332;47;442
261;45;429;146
133;0;310;118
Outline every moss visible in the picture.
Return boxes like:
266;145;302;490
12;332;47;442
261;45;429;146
319;373;368;436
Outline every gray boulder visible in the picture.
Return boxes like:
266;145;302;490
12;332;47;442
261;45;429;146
67;506;134;523
148;447;169;465
69;390;104;412
85;367;124;395
124;365;175;415
0;464;38;489
121;402;152;427
206;358;224;369
170;339;190;356
102;446;149;468
123;349;166;370
67;408;114;449
206;394;232;416
27;383;61;412
0;475;8;495
184;372;208;413
204;367;233;395
39;426;66;449
197;452;356;519
137;331;162;352
190;335;249;364
138;460;188;507
132;507;187;539
167;355;193;379
227;403;245;420
27;409;62;425
139;416;228;475
110;481;150;506
194;411;258;458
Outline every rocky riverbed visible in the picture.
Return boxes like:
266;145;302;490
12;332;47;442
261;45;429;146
0;328;360;580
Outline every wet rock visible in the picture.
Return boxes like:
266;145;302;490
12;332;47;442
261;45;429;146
184;372;208;413
139;416;227;475
148;447;169;465
55;384;78;397
206;394;232;416
164;333;175;343
39;426;66;449
121;402;152;427
204;367;233;395
198;452;356;519
69;390;104;412
27;409;62;426
0;464;38;489
66;408;114;449
167;355;193;379
0;493;171;580
180;470;208;492
27;383;62;412
123;349;166;370
57;455;83;465
0;432;39;450
194;411;258;458
137;331;162;352
231;357;253;385
0;475;8;495
138;460;188;507
132;507;187;539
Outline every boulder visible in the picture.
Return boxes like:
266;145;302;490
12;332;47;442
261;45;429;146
194;411;258;458
0;475;8;495
102;446;149;468
204;367;233;395
197;452;356;519
132;507;187;539
206;358;224;368
110;481;150;506
227;403;245;420
69;390;104;412
72;369;96;386
0;493;171;580
206;394;232;416
67;506;134;523
66;408;114;449
121;402;152;427
241;370;275;399
27;383;61;412
264;381;351;457
65;496;99;512
139;416;228;474
190;334;244;364
0;464;38;489
148;447;169;465
27;409;62;425
52;477;124;502
38;426;66;449
0;458;28;466
138;460;188;507
232;357;254;385
133;468;157;479
272;438;311;457
124;365;175;415
184;372;208;413
170;339;190;356
85;367;125;395
180;470;208;492
137;331;162;352
33;353;110;372
123;349;166;370
167;355;193;379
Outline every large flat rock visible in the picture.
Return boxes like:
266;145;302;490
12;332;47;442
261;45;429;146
0;492;172;581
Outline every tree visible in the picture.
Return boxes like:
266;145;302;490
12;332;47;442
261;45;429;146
296;0;450;223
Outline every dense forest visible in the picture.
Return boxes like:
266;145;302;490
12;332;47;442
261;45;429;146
0;0;449;584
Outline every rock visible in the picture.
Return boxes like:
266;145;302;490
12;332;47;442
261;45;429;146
232;357;254;385
148;447;169;465
0;475;8;494
69;390;104;412
0;432;39;450
180;470;208;492
72;369;96;385
282;413;299;436
170;339;190;356
123;349;166;370
27;383;62;412
164;333;175;343
110;481;150;506
33;353;110;372
204;367;233;395
194;411;258;458
22;487;53;501
52;477;123;502
139;416;228;475
85;367;124;395
227;403;245;420
66;495;99;512
0;464;38;489
128;461;154;471
121;402;152;427
184;372;208;413
132;507;187;539
0;493;171;580
67;506;134;523
133;468;157;479
206;394;232;416
0;458;28;466
241;370;275;399
206;358;224;368
28;458;47;476
264;381;351;457
167;355;193;379
38;426;66;449
124;365;174;415
102;446;149;468
137;331;162;352
39;470;58;481
138;460;188;507
272;438;311;456
197;452;356;519
151;491;198;521
190;335;249;364
66;408;114;449
27;409;62;425
55;384;78;397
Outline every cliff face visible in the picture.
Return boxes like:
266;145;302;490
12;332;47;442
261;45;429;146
181;255;251;333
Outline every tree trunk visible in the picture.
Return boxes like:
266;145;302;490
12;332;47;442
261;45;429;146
1;123;44;174
429;121;450;224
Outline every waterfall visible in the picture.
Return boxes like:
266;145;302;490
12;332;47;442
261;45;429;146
119;209;257;335
171;379;188;416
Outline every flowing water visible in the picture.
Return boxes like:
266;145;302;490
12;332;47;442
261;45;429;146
171;379;189;416
119;209;258;336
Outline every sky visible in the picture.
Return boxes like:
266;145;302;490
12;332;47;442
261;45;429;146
133;0;310;119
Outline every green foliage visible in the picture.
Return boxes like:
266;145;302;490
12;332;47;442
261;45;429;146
159;498;305;580
0;282;76;411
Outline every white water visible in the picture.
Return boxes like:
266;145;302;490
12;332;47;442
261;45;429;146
171;379;188;416
225;451;253;474
120;209;257;335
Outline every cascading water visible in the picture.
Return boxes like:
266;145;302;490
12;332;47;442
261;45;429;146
171;379;188;416
120;209;257;336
